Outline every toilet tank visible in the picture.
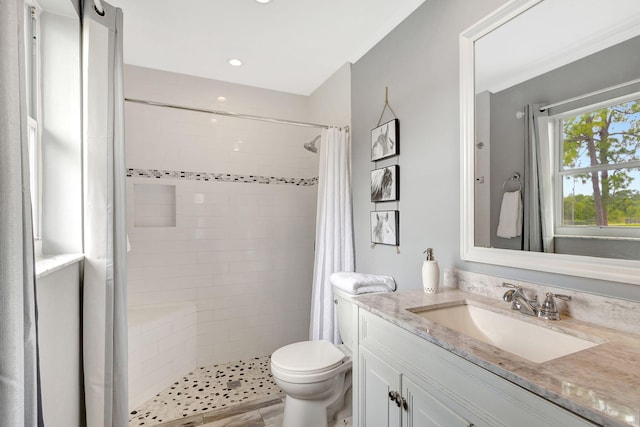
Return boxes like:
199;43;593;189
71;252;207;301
333;287;356;352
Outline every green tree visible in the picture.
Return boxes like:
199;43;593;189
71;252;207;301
562;100;640;225
563;190;640;225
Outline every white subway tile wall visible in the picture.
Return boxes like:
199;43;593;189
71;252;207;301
124;65;319;368
127;180;316;366
128;304;197;409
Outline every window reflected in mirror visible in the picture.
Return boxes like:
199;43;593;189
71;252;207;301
557;97;640;233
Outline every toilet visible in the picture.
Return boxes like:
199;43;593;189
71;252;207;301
270;286;361;427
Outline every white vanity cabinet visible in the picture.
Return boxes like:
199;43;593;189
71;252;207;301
356;309;597;427
360;346;472;427
359;346;401;427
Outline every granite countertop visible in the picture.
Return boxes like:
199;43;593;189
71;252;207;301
353;289;640;427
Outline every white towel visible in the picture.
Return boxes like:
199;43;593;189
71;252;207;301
330;272;397;295
496;190;522;238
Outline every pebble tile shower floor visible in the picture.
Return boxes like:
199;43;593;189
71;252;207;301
129;356;283;426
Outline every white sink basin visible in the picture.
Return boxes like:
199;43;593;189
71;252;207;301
410;302;600;363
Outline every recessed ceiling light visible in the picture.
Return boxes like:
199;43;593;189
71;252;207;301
217;96;226;102
228;58;243;67
255;0;271;3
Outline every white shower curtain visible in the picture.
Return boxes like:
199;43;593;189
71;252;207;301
82;1;128;425
309;128;354;344
0;1;44;425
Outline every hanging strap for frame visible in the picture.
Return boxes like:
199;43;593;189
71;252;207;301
371;86;400;254
377;86;398;126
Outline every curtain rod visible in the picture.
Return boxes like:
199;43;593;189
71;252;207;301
125;98;348;131
539;77;640;112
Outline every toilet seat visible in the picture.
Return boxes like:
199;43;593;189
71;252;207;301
272;340;346;375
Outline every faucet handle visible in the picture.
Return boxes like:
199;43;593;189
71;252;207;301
502;289;515;302
502;283;518;302
539;292;571;320
552;293;572;301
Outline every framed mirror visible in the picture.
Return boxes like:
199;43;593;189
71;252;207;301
460;0;640;285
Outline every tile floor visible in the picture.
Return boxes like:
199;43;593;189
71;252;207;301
196;399;285;427
129;356;284;427
129;354;352;427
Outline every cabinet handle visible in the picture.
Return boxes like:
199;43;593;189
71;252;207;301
388;391;401;407
387;391;409;410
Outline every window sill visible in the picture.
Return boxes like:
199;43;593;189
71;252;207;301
554;234;640;242
35;253;84;279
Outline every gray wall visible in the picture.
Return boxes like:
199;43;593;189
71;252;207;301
554;236;640;260
351;0;640;302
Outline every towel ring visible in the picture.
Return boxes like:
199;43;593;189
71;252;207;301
503;173;522;192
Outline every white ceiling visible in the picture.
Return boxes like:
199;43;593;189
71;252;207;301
107;0;426;95
475;0;640;94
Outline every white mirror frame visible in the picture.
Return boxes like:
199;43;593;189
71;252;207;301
460;0;640;285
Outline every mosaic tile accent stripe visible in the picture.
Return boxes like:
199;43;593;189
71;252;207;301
127;168;318;186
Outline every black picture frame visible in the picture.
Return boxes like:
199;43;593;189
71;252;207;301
370;165;399;202
371;118;399;161
370;210;399;246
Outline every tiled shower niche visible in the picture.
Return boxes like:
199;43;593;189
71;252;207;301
134;183;176;228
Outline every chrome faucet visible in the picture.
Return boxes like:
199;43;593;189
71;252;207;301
502;283;540;317
502;283;572;320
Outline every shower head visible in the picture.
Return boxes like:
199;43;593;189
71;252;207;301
304;135;321;153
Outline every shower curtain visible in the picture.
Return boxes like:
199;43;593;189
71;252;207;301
310;128;354;344
523;104;553;252
82;1;128;425
0;1;44;425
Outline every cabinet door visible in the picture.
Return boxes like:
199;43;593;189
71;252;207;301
403;376;472;427
360;347;402;427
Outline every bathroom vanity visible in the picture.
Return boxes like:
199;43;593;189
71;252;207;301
352;1;637;424
351;289;640;427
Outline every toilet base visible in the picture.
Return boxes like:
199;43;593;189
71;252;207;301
280;370;351;427
331;383;352;423
282;394;330;427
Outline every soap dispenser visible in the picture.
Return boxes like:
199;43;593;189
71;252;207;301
422;248;440;293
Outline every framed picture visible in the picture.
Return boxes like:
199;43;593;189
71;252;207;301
370;210;399;246
371;118;399;161
371;165;399;202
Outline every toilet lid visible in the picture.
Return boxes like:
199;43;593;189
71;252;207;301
271;340;346;375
